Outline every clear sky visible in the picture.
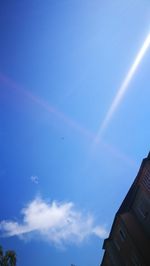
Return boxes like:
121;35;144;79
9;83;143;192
0;1;150;265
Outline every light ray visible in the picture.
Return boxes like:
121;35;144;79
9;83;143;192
95;33;150;142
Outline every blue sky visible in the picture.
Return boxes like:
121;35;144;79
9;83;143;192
0;1;150;265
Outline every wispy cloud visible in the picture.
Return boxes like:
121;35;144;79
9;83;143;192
30;175;39;184
0;197;108;247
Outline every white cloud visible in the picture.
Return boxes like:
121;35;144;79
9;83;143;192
0;197;108;247
30;175;39;184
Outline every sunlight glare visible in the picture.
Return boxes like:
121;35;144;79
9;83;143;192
95;33;150;142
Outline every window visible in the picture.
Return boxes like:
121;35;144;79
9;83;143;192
142;168;150;191
113;238;120;251
119;229;126;242
131;253;141;266
137;201;149;219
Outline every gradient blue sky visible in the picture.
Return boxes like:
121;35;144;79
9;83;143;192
0;1;150;266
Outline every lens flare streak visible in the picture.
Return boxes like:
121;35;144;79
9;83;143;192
0;73;137;168
95;33;150;141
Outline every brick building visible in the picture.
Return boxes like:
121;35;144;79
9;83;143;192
101;153;150;266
